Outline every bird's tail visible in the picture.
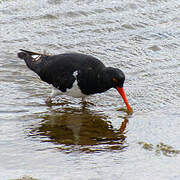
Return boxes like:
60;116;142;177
17;49;48;75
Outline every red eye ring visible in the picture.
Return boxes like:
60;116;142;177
112;78;118;83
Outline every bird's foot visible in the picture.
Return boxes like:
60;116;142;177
45;96;52;105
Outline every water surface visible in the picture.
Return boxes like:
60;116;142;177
1;0;180;179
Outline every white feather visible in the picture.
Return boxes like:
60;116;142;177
32;55;40;59
66;80;86;98
49;70;86;99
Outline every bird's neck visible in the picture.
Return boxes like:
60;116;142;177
97;68;113;92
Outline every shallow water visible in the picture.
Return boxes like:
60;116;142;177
1;0;180;179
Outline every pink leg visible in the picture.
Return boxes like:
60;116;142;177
45;96;52;104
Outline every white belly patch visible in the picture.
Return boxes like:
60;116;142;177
66;80;86;98
50;71;86;98
50;80;86;98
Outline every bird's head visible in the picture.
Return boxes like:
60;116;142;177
100;67;132;113
100;67;125;88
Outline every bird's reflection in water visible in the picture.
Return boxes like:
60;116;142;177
30;106;129;153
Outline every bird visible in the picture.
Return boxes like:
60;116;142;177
17;49;132;112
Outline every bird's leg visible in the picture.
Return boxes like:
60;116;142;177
82;97;86;102
81;96;95;107
80;97;87;106
45;87;60;105
81;96;93;106
45;96;52;104
81;97;87;109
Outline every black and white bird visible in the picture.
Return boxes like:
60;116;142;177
17;49;132;112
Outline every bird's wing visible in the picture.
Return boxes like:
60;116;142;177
39;57;77;92
49;72;76;92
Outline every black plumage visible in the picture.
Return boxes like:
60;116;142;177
17;49;132;112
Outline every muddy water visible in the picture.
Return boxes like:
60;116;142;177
1;0;180;179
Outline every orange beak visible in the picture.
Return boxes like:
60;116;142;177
116;87;132;113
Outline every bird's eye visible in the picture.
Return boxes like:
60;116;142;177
112;78;118;83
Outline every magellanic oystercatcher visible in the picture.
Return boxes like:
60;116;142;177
17;49;132;112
